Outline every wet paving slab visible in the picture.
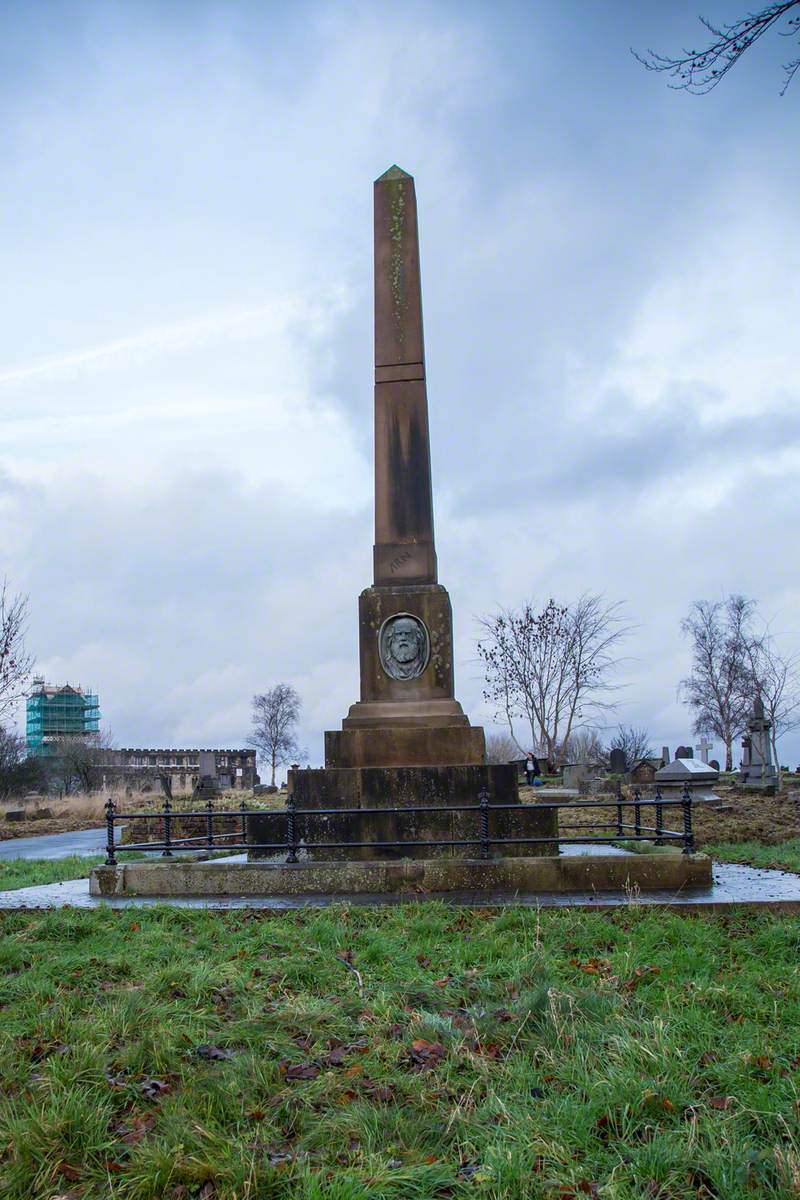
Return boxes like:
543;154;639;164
1;860;799;912
0;827;112;861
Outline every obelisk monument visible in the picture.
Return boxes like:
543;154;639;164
324;166;485;772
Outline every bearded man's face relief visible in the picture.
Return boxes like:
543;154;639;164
379;614;429;680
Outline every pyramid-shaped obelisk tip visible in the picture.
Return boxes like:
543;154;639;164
376;164;412;182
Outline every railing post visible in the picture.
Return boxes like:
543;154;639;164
655;786;663;846
161;795;173;857
286;793;299;864
479;787;490;860
634;788;642;838
682;783;694;854
240;796;249;845
105;797;117;866
206;796;214;849
616;778;623;836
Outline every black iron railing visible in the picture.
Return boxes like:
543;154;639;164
103;785;695;866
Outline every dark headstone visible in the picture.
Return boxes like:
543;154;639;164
675;745;692;759
608;748;627;774
709;759;720;772
4;810;25;822
32;808;53;820
629;760;657;786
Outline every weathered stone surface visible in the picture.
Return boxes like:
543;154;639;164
350;585;462;713
326;726;486;769
373;167;435;587
291;764;519;809
90;852;713;898
249;765;554;860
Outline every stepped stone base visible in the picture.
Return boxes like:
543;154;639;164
90;853;713;898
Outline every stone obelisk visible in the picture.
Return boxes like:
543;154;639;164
324;166;485;771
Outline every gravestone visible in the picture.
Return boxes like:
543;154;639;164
563;763;589;789
630;759;658;786
675;745;693;759
194;750;220;802
696;736;712;764
739;698;778;790
661;746;670;766
709;759;720;772
608;748;627;774
655;755;719;800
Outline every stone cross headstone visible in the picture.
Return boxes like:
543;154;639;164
696;736;712;764
608;748;626;774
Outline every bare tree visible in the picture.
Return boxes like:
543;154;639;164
485;730;520;765
747;633;800;776
607;724;654;769
46;730;116;795
0;726;45;800
679;595;756;771
562;728;607;765
0;579;35;724
634;2;800;95
247;684;303;787
477;595;630;765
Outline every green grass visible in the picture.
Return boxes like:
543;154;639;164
708;839;800;875
0;852;235;892
0;905;799;1199
0;855;108;890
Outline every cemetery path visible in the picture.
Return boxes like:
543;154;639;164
1;860;799;911
0;826;112;861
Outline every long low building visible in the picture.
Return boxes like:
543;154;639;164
102;748;258;792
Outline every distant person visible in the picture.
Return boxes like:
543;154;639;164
531;754;542;786
525;753;541;786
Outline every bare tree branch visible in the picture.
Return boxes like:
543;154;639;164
247;684;303;787
679;595;756;771
477;595;631;765
607;725;654;769
0;579;35;724
485;730;520;765
746;630;800;775
633;2;800;95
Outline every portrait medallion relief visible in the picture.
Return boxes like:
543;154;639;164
378;613;430;681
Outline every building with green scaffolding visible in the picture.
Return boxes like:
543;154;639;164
26;678;100;756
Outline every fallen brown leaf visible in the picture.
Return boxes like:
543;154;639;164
111;1113;156;1145
139;1077;173;1100
57;1163;82;1182
409;1038;447;1070
281;1061;320;1081
196;1044;235;1061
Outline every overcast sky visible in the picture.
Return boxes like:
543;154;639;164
2;0;799;769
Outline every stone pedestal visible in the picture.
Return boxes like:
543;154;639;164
326;583;485;768
249;764;556;861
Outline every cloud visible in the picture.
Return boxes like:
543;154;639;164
2;0;800;769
